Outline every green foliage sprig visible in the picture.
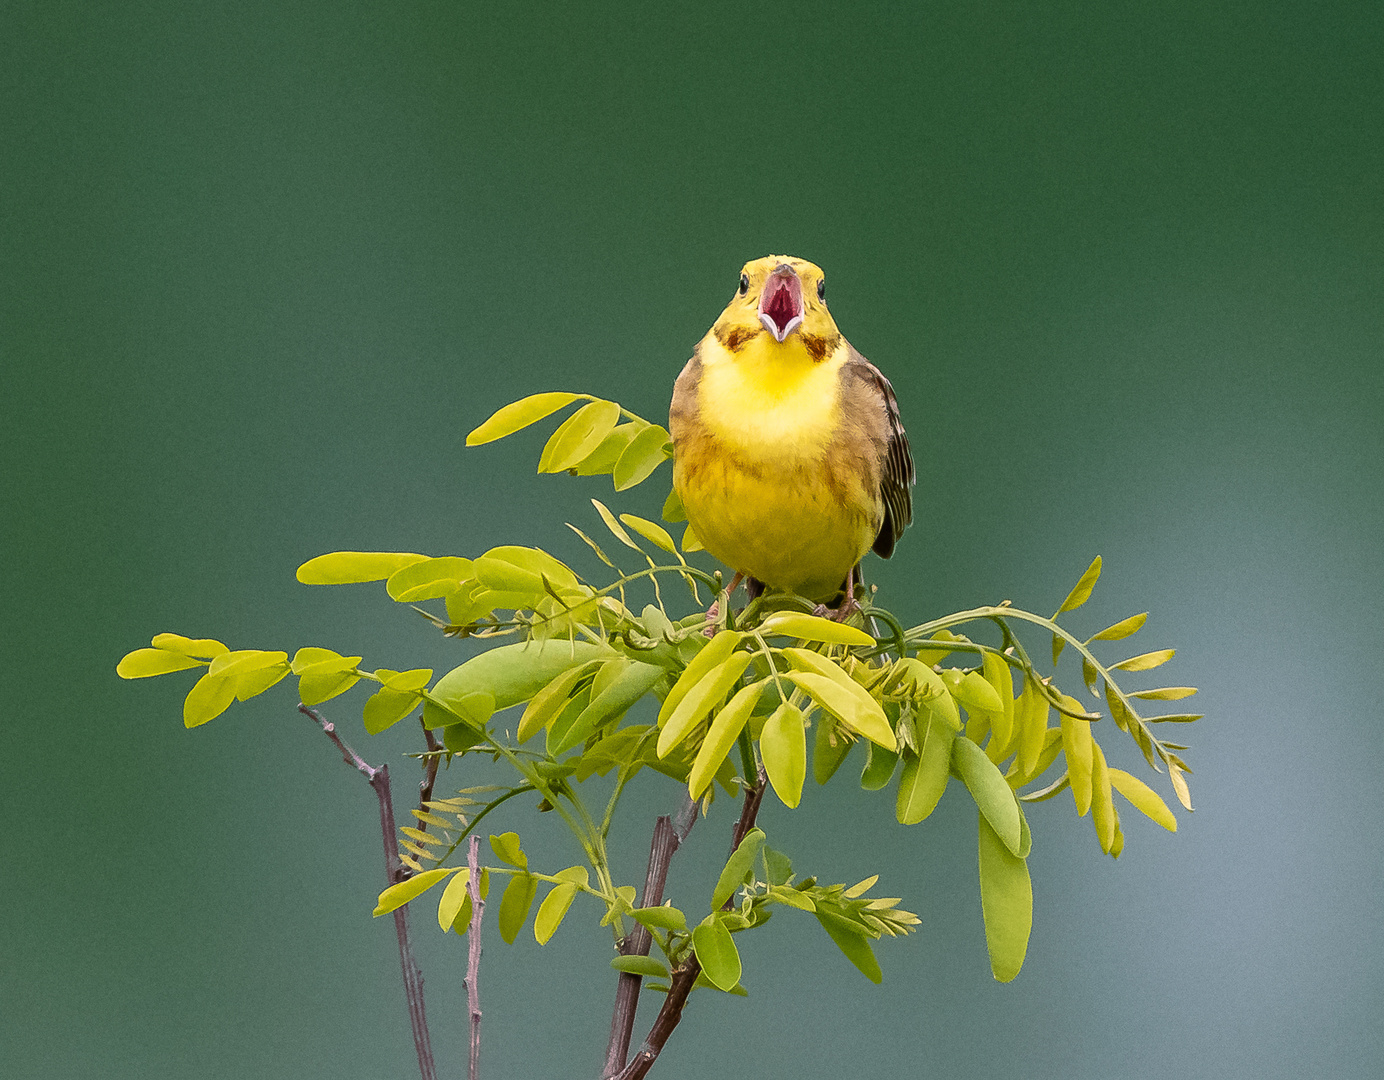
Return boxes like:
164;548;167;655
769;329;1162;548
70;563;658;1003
120;390;1200;1072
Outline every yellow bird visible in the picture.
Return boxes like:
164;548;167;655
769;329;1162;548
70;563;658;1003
669;255;914;608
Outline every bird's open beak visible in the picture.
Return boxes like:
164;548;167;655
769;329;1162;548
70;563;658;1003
758;265;804;342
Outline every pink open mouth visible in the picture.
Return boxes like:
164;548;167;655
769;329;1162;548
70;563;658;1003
758;267;804;342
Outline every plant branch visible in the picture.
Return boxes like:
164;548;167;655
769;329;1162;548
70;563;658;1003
417;721;441;826
614;768;768;1080
299;705;436;1080
601;795;698;1079
465;834;485;1080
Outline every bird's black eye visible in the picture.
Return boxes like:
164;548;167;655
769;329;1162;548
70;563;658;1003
817;278;826;302
739;273;749;295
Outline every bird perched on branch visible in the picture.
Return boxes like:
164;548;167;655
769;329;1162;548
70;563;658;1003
669;255;914;612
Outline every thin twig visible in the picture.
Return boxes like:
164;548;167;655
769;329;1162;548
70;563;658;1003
601;795;698;1078
465;834;485;1080
417;721;441;834
299;705;437;1080
614;770;767;1080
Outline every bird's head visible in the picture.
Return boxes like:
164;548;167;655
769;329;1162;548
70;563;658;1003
711;256;841;360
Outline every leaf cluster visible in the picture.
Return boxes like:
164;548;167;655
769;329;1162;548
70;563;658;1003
119;390;1202;993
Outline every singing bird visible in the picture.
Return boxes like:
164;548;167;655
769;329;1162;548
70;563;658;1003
669;256;914;608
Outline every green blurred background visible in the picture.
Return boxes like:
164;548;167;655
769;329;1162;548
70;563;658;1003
4;2;1380;1077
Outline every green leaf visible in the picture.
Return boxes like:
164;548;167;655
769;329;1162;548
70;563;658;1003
689;679;768;799
813;713;855;785
538;399;622;473
1130;686;1198;700
383;668;432;693
662;486;687;523
611;955;669;977
613;423;673;490
618;513;678;555
517;660;600;743
544;686;593;757
473;545;580;596
427;640;615;724
296;551;427;585
1090;741;1117;853
183;672;235;728
953;737;1023;856
489;832;527;869
290;647;354;675
208;649;288;680
815;909;882;984
1019;771;1070;802
711;827;766;910
374;867;456;917
760;703;807;808
385;557;475;602
437;868;472;931
151;633;228;659
758;612;875;647
631;905;687;932
691;914;742;991
1109;767;1178;831
978;813;1032;982
1089;612;1148;642
1052;633;1065;667
363;687;422;734
768;885;816;911
657;631;742;724
498;873;538;944
435;720;482;753
1015;678;1052;780
118;648;203;679
681;523;704;553
575;421;643;475
860;741;899;791
762;846;793;888
913;629;958;667
592;498;642;551
233;662;291;701
467;391;585;446
896;710;955;824
1168;761;1193;811
1111;649;1176;672
1060;697;1095;816
941;668;1004;714
781;650;894;751
981;652;1016;760
534;882;580;944
553;659;665;757
1144;713;1204;724
299;671;361;708
657;652;754;758
1055;555;1102;615
784;668;897;750
1081;656;1100;697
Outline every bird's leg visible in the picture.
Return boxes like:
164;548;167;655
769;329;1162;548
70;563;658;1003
812;566;862;623
704;571;744;636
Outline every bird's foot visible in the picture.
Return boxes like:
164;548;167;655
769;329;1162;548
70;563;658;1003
812;595;863;623
703;572;745;636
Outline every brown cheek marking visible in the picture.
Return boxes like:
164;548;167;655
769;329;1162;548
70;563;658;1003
715;323;761;353
801;333;839;363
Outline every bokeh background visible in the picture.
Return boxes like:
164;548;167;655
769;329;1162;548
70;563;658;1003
4;2;1381;1077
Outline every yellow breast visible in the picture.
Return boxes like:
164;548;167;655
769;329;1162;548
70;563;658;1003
670;333;882;601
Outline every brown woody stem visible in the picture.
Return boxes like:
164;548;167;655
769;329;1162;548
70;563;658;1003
465;834;485;1080
613;769;767;1080
299;705;437;1080
601;795;698;1078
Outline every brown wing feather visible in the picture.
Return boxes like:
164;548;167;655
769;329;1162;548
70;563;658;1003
844;348;914;559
